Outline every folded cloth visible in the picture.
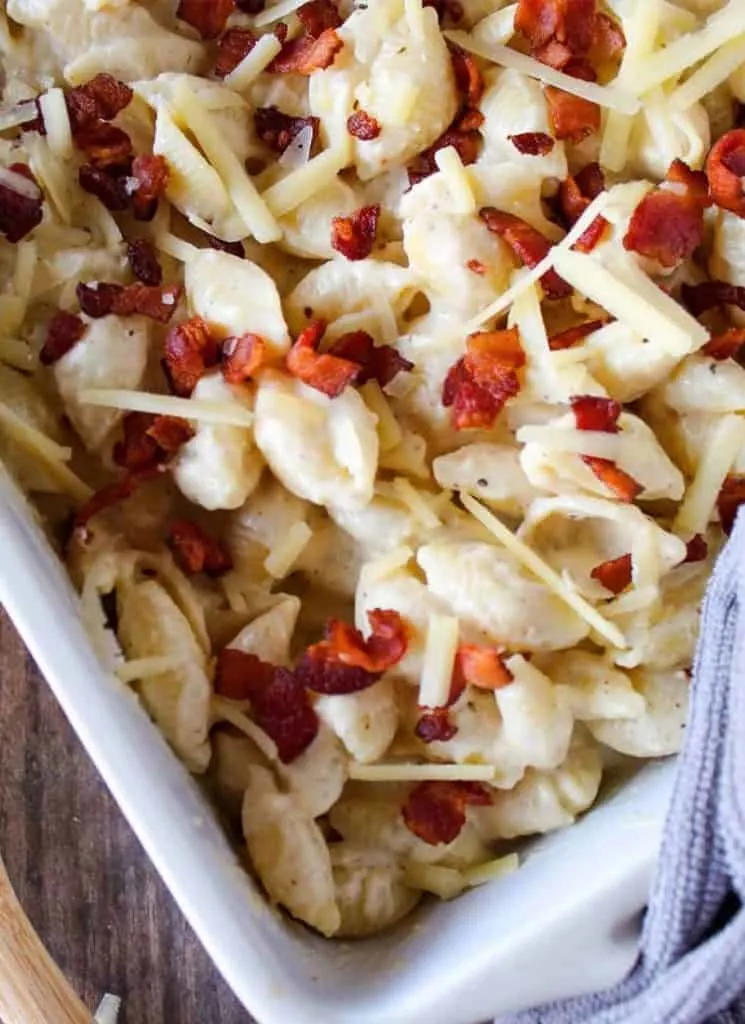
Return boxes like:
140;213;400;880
500;514;745;1024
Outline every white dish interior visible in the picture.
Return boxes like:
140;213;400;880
0;467;673;1024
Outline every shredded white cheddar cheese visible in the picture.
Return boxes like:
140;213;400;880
393;477;441;528
253;0;309;26
225;33;283;91
262;144;351;218
263;520;313;578
153;232;200;263
38;88;72;159
671;34;745;110
116;655;185;683
435;145;476;215
360;545;414;584
211;697;280;762
361;380;403;452
0;403;92;501
418;613;460;709
348;763;497;782
78;389;254;427
673;414;745;537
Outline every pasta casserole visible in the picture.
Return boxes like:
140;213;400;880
0;0;744;938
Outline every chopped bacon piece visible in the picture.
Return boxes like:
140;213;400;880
222;333;268;383
294;656;378;696
415;710;457;743
575;161;606;199
408;111;482;186
453;644;513;691
331;204;380;261
66;74;133;132
113;412;193;469
681;280;745;317
329;331;414;388
703;327;745;361
683;534;708;563
545;85;600;143
582;455;642;502
76;282;181;323
130;154;170;221
79;164;129;212
509;132;555;156
0;163;44;243
570;395;621;433
623;161;709;268
516;0;597;53
254;106;320;154
548;319;605;351
204;232;245;258
560;165;604;224
74;122;132;169
304;609;408;677
268;27;343;74
296;0;341;35
74;465;163;536
237;0;265;10
164;315;220;397
285;318;360;397
466;258;486;275
177;0;235;38
592;11;626;62
39;311;86;365
347;109;381;140
480;207;571;299
127;239;163;286
590;552;632;595
443;328;525;430
706;129;745;217
215;650;319;763
402;780;491;845
449;41;483;107
168;519;233;576
573;215;609;253
717;474;745;535
214;28;256;77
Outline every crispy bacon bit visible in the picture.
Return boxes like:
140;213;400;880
39;311;86;365
74;465;163;536
329;331;413;388
402;780;491;845
305;609;408;677
408;110;482;186
623;161;709;268
204;232;245;258
297;0;341;35
222;333;268;383
515;0;597;54
717;474;745;535
681;280;745;317
268;27;343;74
237;0;265;10
347;109;381;140
164;315;220;397
76;282;181;323
130;154;170;221
574;214;609;253
509;131;555;156
592;11;626;62
703;327;745;361
177;0;235;38
480;207;571;299
113;412;193;469
215;650;319;763
0;163;44;243
706;129;745;217
168;520;233;577
449;42;483;108
571;395;621;433
79;164;129;212
582;456;642;503
545;85;600;143
285;319;360;397
74;122;133;169
560;165;605;224
443;328;525;430
591;552;632;595
415;710;457;743
66;74;133;132
254;106;320;154
548;319;605;351
331;204;380;261
466;258;486;275
683;533;708;563
453;645;513;691
127;239;163;286
214;28;256;77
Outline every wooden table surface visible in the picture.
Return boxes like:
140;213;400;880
0;608;256;1024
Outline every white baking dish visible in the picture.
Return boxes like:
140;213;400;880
0;465;675;1024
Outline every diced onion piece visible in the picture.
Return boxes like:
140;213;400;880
263;520;313;579
418;613;459;709
78;388;254;427
460;492;627;649
673;414;745;536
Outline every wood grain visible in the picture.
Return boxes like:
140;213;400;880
0;609;255;1024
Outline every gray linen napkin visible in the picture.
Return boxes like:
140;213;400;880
500;513;745;1024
